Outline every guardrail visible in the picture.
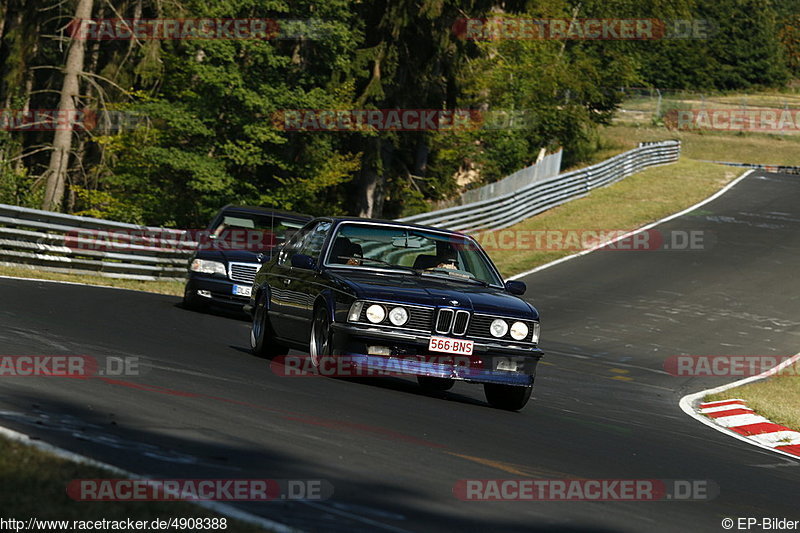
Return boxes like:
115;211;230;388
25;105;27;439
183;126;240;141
0;204;194;281
460;150;563;205
398;140;681;233
697;160;800;175
0;140;680;280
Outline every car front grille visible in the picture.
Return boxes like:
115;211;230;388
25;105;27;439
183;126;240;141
407;307;435;330
229;262;259;284
435;308;470;336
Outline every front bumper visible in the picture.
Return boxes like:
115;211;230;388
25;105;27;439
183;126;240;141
330;322;543;387
186;276;250;308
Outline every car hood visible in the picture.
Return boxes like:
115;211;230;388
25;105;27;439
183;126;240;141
328;270;538;319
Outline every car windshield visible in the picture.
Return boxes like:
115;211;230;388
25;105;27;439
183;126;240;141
209;212;306;248
325;223;503;286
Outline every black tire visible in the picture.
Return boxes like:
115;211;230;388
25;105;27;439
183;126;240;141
484;384;532;411
250;290;289;358
417;376;455;392
182;283;207;311
309;305;334;369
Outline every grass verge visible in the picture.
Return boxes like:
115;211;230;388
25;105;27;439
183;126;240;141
0;435;267;530
703;362;800;432
487;158;738;277
0;264;185;296
598;123;800;166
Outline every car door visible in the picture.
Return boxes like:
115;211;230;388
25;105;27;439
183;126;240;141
268;221;331;342
285;221;332;343
267;223;314;335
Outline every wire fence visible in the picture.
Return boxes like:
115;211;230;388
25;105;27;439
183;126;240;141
398;140;680;233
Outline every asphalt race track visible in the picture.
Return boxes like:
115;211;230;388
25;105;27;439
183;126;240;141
1;170;799;532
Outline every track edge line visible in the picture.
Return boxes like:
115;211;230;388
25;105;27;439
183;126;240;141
508;169;755;280
678;352;800;461
0;424;300;533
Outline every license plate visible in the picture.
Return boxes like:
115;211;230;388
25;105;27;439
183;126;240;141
428;336;474;356
495;358;520;372
232;284;252;297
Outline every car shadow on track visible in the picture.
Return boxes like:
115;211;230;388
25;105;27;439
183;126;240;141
174;301;250;321
229;345;493;409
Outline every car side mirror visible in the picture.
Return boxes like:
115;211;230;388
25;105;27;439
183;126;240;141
504;280;526;295
291;253;316;270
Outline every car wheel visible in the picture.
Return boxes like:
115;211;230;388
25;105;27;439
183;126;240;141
484;384;532;411
417;376;455;392
182;283;207;311
309;306;334;369
250;290;289;358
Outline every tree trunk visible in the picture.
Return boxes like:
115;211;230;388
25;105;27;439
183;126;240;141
41;0;93;211
357;137;388;218
357;138;380;218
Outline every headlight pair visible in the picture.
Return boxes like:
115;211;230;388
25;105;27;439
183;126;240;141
490;318;534;341
348;301;409;326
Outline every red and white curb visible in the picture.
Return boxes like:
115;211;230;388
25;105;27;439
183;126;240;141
680;352;800;460
698;399;800;457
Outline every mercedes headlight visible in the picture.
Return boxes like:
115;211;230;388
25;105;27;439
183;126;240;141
190;258;226;275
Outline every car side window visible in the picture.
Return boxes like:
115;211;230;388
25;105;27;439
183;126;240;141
278;224;313;266
298;222;331;261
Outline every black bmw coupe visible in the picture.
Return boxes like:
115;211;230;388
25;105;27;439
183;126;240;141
247;217;543;410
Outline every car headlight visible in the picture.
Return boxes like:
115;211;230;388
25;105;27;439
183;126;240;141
348;301;365;323
388;307;409;326
509;321;529;341
531;322;540;344
190;258;226;275
490;319;508;338
365;304;386;324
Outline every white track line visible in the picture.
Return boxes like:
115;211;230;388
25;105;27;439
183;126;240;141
700;399;745;407
502;166;800;460
509;169;755;280
0;425;298;533
712;414;770;428
679;352;800;460
699;404;753;414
